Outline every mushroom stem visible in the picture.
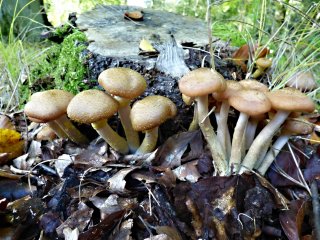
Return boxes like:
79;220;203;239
188;104;199;131
46;121;68;138
196;95;227;175
217;101;231;158
54;114;89;144
136;127;158;155
118;104;140;153
245;119;259;150
229;112;249;173
239;110;290;173
252;67;265;79
257;135;290;175
92;119;129;154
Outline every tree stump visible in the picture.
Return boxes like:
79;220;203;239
76;5;237;140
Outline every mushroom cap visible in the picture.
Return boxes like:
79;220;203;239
286;71;318;92
98;67;147;99
256;58;272;69
212;80;243;101
130;95;177;131
179;68;226;97
24;89;74;123
67;90;119;124
239;79;269;93
267;87;315;113
229;89;271;116
282;118;314;135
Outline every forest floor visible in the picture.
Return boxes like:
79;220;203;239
0;9;320;240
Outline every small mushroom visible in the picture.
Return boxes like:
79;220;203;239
252;58;272;78
67;90;129;154
24;89;88;144
239;87;315;173
257;118;314;175
130;95;177;154
179;67;227;175
98;67;147;153
228;89;271;173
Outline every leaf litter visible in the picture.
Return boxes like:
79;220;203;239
0;110;319;239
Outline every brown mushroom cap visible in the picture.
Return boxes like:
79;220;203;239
256;58;272;69
130;95;177;131
267;87;315;113
212;80;243;101
24;89;74;122
229;89;271;116
179;68;226;97
286;71;318;92
67;90;119;124
282;118;314;135
239;79;269;92
98;67;147;99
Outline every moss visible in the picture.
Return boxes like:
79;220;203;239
26;27;91;102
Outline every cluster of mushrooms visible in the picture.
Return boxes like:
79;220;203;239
178;67;315;176
24;67;177;156
24;66;316;177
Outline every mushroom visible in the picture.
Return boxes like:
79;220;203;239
24;89;88;144
212;80;243;158
286;71;318;92
130;95;177;154
239;87;315;173
252;58;272;78
98;67;147;153
228;89;271;173
67;90;129;154
179;67;227;175
238;79;270;149
232;44;269;72
257;117;314;175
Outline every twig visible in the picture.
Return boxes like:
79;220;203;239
311;180;320;240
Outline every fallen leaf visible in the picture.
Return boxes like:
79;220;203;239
173;160;201;183
155;131;202;168
63;227;79;240
279;199;310;240
107;167;139;192
0;128;25;163
303;144;320;182
56;202;93;237
78;209;125;240
111;219;133;240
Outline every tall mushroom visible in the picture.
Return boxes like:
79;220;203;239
228;89;271;173
67;90;129;154
239;79;270;149
212;80;243;158
98;67;147;153
24;89;88;144
239;87;315;173
179;67;227;175
130;95;177;154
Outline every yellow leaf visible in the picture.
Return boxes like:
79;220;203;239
0;129;24;162
139;38;156;52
